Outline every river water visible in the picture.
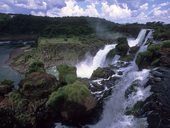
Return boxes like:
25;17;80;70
0;42;23;86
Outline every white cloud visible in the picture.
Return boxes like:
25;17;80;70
101;2;132;20
0;2;12;13
160;2;170;7
153;8;168;16
140;3;148;11
14;0;47;10
31;11;45;16
56;0;99;17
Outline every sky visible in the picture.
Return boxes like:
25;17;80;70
0;0;170;23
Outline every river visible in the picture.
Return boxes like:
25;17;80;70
0;42;23;86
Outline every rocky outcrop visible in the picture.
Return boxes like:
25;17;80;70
46;80;97;124
115;37;129;57
91;67;115;79
135;67;170;128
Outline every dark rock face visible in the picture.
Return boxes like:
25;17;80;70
91;67;115;79
140;67;170;128
115;37;129;57
19;72;58;98
160;48;170;68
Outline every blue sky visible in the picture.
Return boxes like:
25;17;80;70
0;0;169;23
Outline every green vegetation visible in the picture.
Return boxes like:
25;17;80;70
27;61;45;73
46;81;90;107
0;80;14;86
136;40;170;69
9;90;23;105
115;37;129;56
57;64;77;84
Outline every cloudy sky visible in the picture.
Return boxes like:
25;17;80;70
0;0;170;23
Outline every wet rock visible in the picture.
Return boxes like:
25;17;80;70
129;46;140;54
91;67;115;79
115;37;129;56
140;67;170;128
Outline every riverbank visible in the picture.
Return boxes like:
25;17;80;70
9;35;118;74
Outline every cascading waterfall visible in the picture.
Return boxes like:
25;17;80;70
55;29;153;128
76;44;116;78
89;29;153;128
128;29;147;47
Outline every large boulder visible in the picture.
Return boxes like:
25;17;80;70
19;72;58;98
115;37;129;56
46;80;97;123
91;67;115;79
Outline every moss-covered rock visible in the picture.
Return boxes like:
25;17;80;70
120;54;134;62
115;37;129;56
19;72;58;98
125;101;144;117
57;64;77;85
125;80;139;99
106;49;116;60
27;61;45;74
91;67;115;79
46;80;96;122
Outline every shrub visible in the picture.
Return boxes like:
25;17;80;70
57;64;77;84
0;80;14;86
46;81;90;107
28;61;45;73
161;40;170;48
8;90;22;105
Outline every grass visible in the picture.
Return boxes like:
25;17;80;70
39;36;81;46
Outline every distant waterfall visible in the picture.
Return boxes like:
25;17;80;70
128;29;147;47
76;44;116;78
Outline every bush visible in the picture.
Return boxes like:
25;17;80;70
57;64;77;84
0;80;14;86
9;90;22;105
161;40;170;48
46;81;90;107
28;61;45;73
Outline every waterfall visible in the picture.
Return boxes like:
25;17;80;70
128;29;147;47
76;44;116;78
55;29;153;128
88;29;153;128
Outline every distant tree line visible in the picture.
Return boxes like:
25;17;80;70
0;13;169;40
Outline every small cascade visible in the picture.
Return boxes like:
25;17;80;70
76;44;116;78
